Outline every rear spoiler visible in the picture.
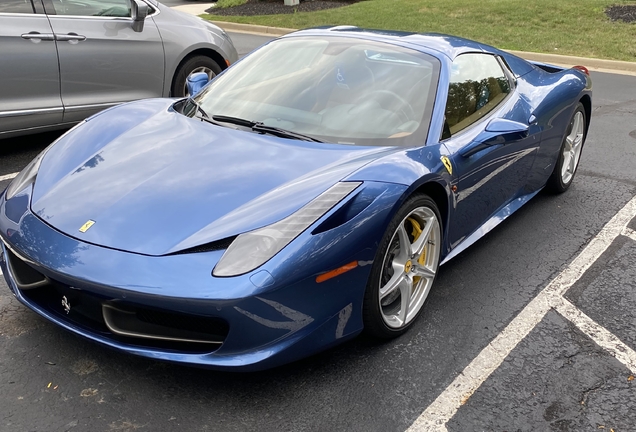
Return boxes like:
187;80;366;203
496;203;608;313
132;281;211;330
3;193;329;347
528;60;590;75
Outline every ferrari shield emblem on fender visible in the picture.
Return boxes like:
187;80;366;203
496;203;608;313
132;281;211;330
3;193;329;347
440;156;453;175
79;220;95;233
61;296;71;314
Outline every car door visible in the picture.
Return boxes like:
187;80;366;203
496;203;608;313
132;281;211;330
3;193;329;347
0;0;63;136
42;0;164;123
442;53;540;249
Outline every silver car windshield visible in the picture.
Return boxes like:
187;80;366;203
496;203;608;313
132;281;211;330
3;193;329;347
193;36;440;146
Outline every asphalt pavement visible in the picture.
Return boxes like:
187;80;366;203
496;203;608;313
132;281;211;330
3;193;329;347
2;32;636;432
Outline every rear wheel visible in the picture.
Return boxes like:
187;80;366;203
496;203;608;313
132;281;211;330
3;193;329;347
363;194;442;338
171;55;222;98
546;103;586;193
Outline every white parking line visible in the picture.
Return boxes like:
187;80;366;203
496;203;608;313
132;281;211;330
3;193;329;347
555;297;636;374
0;172;18;182
408;195;636;431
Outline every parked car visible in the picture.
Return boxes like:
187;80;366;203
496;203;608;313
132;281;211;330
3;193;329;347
0;0;238;138
0;27;591;370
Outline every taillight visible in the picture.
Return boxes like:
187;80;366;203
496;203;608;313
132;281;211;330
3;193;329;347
573;65;590;76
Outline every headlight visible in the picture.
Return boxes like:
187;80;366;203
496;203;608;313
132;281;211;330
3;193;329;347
5;121;85;200
213;182;362;277
203;20;232;43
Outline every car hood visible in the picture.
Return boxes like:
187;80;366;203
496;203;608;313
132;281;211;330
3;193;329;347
31;99;394;256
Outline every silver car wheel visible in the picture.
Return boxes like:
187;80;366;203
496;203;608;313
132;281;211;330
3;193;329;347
561;111;585;185
184;66;216;97
378;206;441;329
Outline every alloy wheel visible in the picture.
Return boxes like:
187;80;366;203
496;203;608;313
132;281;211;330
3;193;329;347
378;206;441;328
561;111;585;185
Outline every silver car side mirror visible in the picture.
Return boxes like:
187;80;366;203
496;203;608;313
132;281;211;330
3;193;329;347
131;0;149;33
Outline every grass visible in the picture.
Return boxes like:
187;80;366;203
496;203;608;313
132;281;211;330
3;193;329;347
215;0;249;7
203;0;636;61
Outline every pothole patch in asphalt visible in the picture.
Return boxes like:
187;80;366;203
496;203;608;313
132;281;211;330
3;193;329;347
630;129;636;140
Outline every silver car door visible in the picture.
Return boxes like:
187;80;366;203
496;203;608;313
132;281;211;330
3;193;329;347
0;0;63;136
42;0;164;123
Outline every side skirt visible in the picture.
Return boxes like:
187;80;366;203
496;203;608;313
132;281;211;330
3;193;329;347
440;189;542;265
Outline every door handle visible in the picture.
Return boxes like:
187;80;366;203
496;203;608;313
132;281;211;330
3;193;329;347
21;31;55;41
56;33;87;42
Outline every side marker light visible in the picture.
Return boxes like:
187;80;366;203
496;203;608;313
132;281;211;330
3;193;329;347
316;261;358;284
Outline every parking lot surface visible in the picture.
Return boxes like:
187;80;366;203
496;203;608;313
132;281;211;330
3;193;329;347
2;32;636;432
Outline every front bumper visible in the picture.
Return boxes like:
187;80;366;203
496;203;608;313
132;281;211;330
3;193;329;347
0;182;405;370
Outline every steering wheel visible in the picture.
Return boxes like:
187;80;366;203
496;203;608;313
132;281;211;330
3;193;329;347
358;90;416;123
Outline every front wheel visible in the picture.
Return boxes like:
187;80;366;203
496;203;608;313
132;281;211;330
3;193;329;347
546;103;587;193
363;194;442;338
171;55;222;98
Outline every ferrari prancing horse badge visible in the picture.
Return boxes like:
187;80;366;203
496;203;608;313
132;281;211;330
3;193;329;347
79;220;95;233
440;156;453;175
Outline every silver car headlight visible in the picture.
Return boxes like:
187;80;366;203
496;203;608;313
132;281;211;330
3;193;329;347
5;150;47;200
5;121;85;200
213;182;362;277
202;20;232;43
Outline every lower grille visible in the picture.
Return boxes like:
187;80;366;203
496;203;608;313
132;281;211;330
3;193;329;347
103;304;228;346
5;247;228;353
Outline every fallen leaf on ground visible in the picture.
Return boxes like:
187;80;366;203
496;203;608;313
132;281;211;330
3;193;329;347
80;388;98;397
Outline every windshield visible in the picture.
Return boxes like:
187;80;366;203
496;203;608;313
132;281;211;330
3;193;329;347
189;36;440;147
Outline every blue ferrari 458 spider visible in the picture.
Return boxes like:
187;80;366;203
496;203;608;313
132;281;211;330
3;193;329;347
0;27;591;370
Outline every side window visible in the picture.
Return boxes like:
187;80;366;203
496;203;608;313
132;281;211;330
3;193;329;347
443;53;511;138
0;0;34;14
49;0;131;17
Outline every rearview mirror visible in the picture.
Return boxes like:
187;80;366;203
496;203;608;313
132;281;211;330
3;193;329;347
186;72;210;97
131;0;148;33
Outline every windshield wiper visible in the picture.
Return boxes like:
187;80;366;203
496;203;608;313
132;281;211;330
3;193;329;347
212;115;256;128
251;123;323;143
212;115;323;143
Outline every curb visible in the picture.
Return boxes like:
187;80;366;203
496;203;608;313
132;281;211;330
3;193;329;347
209;21;636;76
211;20;295;37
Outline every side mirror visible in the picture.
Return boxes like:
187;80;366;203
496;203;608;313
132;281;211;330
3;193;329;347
131;0;148;33
484;118;529;134
186;72;210;97
460;119;529;158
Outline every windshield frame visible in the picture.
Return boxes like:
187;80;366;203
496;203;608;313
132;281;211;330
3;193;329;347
189;35;441;148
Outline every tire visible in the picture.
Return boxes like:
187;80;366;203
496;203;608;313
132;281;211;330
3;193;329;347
171;55;222;98
545;103;587;193
362;194;442;339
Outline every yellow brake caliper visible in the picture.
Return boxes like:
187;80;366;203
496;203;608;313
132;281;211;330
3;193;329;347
406;217;427;289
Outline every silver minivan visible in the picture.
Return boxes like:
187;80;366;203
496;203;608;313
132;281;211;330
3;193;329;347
0;0;238;138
